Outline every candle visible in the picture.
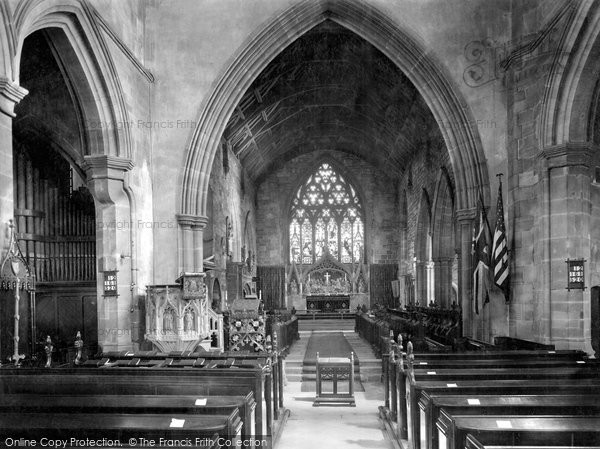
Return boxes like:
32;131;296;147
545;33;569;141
259;290;262;300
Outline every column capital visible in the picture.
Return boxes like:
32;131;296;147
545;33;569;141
539;142;595;169
176;213;209;229
0;78;28;117
82;155;134;180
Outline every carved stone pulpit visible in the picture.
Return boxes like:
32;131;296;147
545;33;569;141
145;273;222;352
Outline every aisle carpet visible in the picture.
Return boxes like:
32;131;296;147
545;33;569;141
303;332;359;364
301;332;363;392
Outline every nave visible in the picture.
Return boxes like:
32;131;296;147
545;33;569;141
278;320;393;449
2;0;600;448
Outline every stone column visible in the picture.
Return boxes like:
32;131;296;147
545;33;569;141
538;144;593;352
426;260;435;305
398;225;409;306
176;214;209;273
456;208;476;337
83;155;134;352
434;257;453;307
0;78;27;253
415;261;426;305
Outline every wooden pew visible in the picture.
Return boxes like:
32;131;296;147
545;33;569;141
389;344;595;445
436;411;600;449
465;433;600;449
421;393;600;449
0;366;269;437
0;412;242;446
405;378;600;449
381;339;598;449
493;336;555;350
0;393;256;440
383;338;598;439
405;357;590;369
408;349;586;360
410;365;600;382
97;350;285;420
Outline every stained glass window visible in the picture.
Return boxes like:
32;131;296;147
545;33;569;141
289;163;364;264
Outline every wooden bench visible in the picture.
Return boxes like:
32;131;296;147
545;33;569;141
384;345;591;428
408;349;586;360
0;367;270;437
0;393;256;440
405;378;600;449
96;350;285;421
493;336;555;350
410;365;600;382
420;393;600;449
404;356;590;369
379;340;598;449
0;412;242;446
465;433;600;449
391;346;597;445
436;411;600;449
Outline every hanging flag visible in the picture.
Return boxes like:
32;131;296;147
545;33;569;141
472;198;491;315
492;179;510;302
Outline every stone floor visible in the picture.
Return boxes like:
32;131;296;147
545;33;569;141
276;330;395;449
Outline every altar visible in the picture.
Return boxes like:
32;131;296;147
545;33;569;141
286;250;370;312
307;295;350;312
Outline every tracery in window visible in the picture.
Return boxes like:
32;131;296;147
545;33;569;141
289;163;364;264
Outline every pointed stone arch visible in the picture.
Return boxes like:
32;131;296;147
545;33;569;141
431;168;456;307
8;0;136;351
13;0;132;158
539;1;600;147
178;0;489;273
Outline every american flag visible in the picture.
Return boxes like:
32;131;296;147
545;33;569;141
492;179;510;302
472;199;491;315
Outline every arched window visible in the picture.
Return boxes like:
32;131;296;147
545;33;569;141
289;163;364;264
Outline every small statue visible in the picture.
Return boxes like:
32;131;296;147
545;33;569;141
44;336;53;368
184;309;194;332
74;331;83;365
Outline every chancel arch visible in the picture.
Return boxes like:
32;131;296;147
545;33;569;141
179;1;489;327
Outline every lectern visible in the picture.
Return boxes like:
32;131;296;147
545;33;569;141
313;351;356;406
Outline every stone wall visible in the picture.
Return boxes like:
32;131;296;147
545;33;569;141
207;144;257;309
504;1;594;349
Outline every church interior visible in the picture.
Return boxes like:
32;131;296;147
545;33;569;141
1;0;600;447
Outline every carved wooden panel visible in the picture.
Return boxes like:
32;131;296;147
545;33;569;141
228;313;265;352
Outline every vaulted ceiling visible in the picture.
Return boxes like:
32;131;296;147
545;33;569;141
223;20;443;182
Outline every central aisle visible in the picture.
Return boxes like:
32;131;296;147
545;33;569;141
277;327;395;449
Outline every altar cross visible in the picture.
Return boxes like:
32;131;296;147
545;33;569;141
324;271;331;285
